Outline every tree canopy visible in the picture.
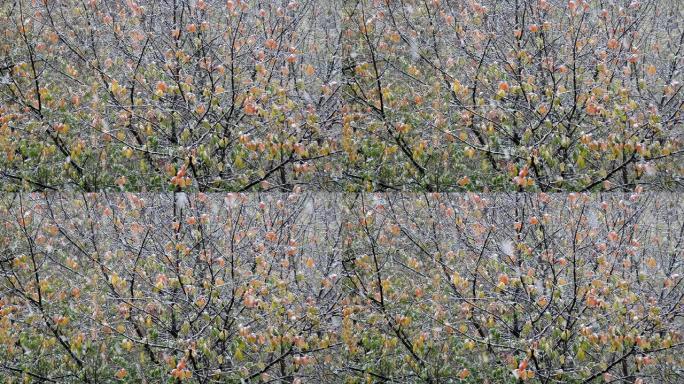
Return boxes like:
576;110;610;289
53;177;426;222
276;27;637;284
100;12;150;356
1;0;682;191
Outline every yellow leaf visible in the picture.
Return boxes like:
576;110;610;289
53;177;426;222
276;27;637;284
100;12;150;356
115;368;127;379
452;79;463;93
304;64;315;77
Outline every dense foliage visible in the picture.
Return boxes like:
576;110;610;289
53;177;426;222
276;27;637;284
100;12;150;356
1;0;682;191
342;0;684;191
1;192;682;382
1;1;683;382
